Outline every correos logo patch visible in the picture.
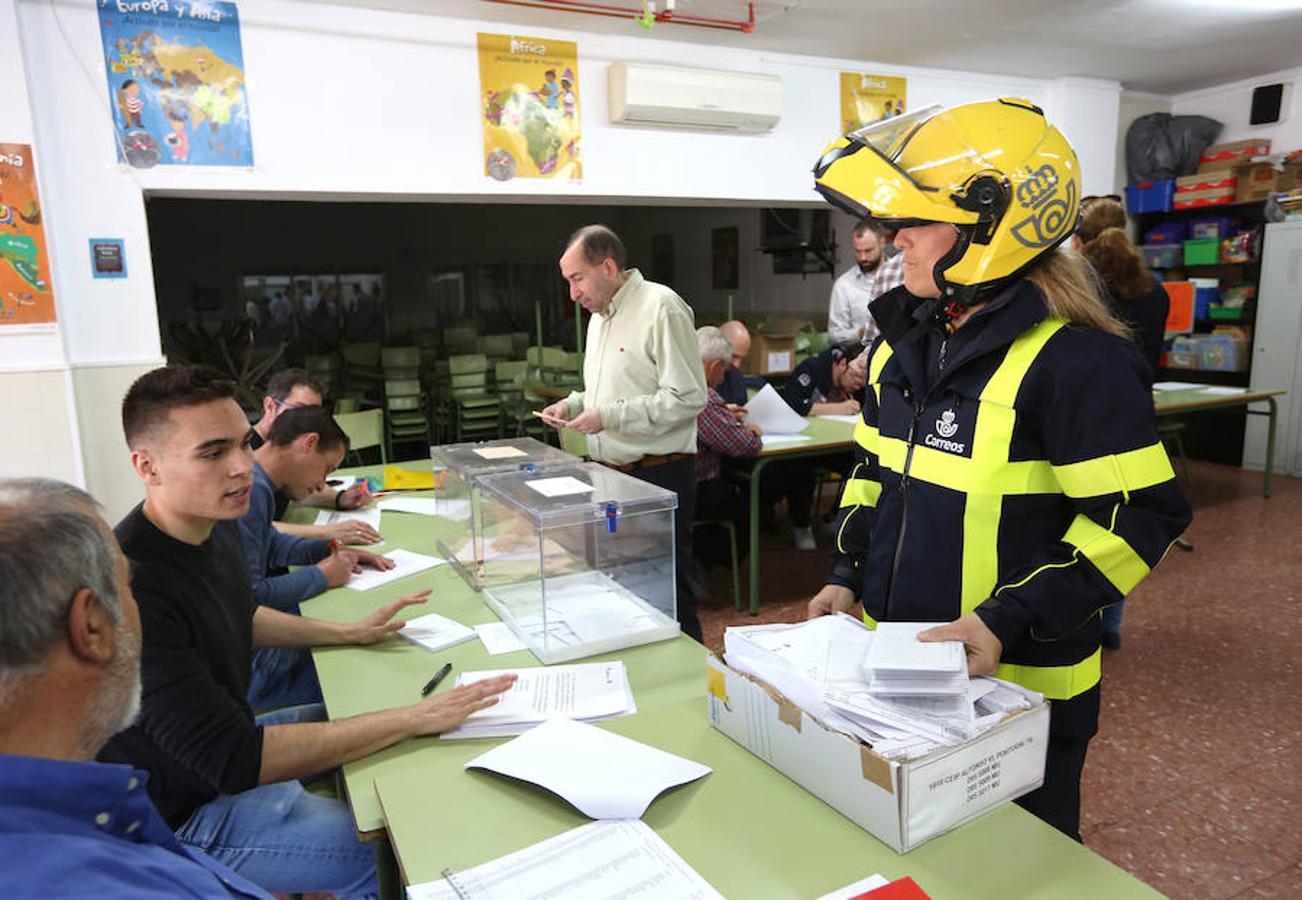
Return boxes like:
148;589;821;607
924;408;966;454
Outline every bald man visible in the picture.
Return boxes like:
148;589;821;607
716;320;751;408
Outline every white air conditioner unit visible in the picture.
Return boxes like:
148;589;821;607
608;60;782;133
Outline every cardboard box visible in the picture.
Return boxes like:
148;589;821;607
1173;187;1236;209
1197;138;1271;172
1236;163;1300;203
706;655;1050;853
1176;171;1236;193
745;317;810;376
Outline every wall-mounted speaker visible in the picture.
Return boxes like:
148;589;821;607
1250;83;1285;126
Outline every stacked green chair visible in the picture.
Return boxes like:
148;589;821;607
383;378;430;460
449;354;501;441
334;408;387;466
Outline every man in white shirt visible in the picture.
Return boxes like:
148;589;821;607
827;219;905;346
541;225;708;641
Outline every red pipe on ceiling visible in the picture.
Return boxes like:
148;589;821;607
484;0;756;33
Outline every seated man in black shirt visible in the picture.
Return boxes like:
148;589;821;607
765;342;865;550
99;365;515;898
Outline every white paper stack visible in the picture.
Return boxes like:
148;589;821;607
723;617;1041;761
407;820;723;900
862;622;968;697
440;661;637;740
397;611;476;654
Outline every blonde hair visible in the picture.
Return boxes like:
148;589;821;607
1024;252;1131;339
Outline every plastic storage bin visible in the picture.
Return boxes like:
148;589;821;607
1143;221;1186;245
1183;238;1220;266
1142;244;1182;268
1125;180;1175;214
1188;217;1233;240
1189;277;1220;321
476;461;680;663
1199;334;1249;372
431;437;578;590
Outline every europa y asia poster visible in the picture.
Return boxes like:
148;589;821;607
477;33;582;181
839;72;908;134
0;144;57;329
97;0;254;168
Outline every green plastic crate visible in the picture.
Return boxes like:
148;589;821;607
1208;306;1243;321
1183;238;1220;266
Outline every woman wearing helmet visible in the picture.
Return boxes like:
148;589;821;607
806;99;1192;840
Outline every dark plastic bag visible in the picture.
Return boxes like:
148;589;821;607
1125;113;1223;184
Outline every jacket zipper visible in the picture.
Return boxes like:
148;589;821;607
884;396;924;619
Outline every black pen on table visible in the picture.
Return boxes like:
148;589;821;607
421;662;453;697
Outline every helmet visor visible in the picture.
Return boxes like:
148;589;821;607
846;104;945;163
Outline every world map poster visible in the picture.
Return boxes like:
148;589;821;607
97;0;254;168
0;144;56;328
477;33;581;181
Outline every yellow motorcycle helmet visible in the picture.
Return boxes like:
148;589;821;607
814;97;1080;306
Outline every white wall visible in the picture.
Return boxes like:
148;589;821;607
9;0;1122;504
1171;67;1302;151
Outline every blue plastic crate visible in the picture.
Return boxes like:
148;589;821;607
1125;180;1175;214
1143;221;1187;245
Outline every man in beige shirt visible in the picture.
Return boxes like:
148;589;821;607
541;225;707;641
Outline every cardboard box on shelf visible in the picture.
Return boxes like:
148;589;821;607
1236;163;1300;203
745;317;811;376
1176;171;1236;193
1197;138;1271;173
705;654;1050;854
1173;187;1236;209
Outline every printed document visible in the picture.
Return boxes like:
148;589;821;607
465;718;711;819
441;661;635;739
525;476;595;498
406;820;723;899
474;622;528;655
314;508;382;531
377;497;440;516
473;445;528;460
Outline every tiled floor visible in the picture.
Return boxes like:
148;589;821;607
696;460;1301;899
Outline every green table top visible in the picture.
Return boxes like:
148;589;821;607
1153;386;1284;415
299;460;1157;899
760;414;856;458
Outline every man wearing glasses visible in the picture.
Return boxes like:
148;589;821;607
253;369;380;546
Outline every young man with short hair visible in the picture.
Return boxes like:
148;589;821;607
99;365;513;898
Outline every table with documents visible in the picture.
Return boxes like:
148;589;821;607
298;461;1161;900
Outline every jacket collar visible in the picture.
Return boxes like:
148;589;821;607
869;281;1050;395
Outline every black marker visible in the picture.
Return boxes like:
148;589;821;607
420;662;453;697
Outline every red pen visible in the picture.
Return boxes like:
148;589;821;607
330;538;341;555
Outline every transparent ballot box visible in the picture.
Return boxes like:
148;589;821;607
475;462;680;664
430;437;577;590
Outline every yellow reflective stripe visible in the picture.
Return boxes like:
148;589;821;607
995;648;1101;700
868;342;895;383
841;478;882;507
956;319;1065;613
995;558;1078;597
981;319;1066;406
854;419;879;455
861;610;877;628
1063;511;1150;595
878;437;1058;495
1052;444;1176;500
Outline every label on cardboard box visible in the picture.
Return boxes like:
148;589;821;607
767;351;793;372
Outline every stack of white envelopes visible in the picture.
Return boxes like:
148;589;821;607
862;622;968;697
724;615;1041;760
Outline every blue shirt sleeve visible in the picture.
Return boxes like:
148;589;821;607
237;477;329;613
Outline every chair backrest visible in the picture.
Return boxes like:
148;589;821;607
342;342;381;367
304;354;338;373
477;334;514;358
559;428;588;458
334;408;383;451
449;354;489;376
381;346;421;369
333;397;360;414
495;360;529;388
526;345;564;367
385;379;423;398
445;326;478;353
